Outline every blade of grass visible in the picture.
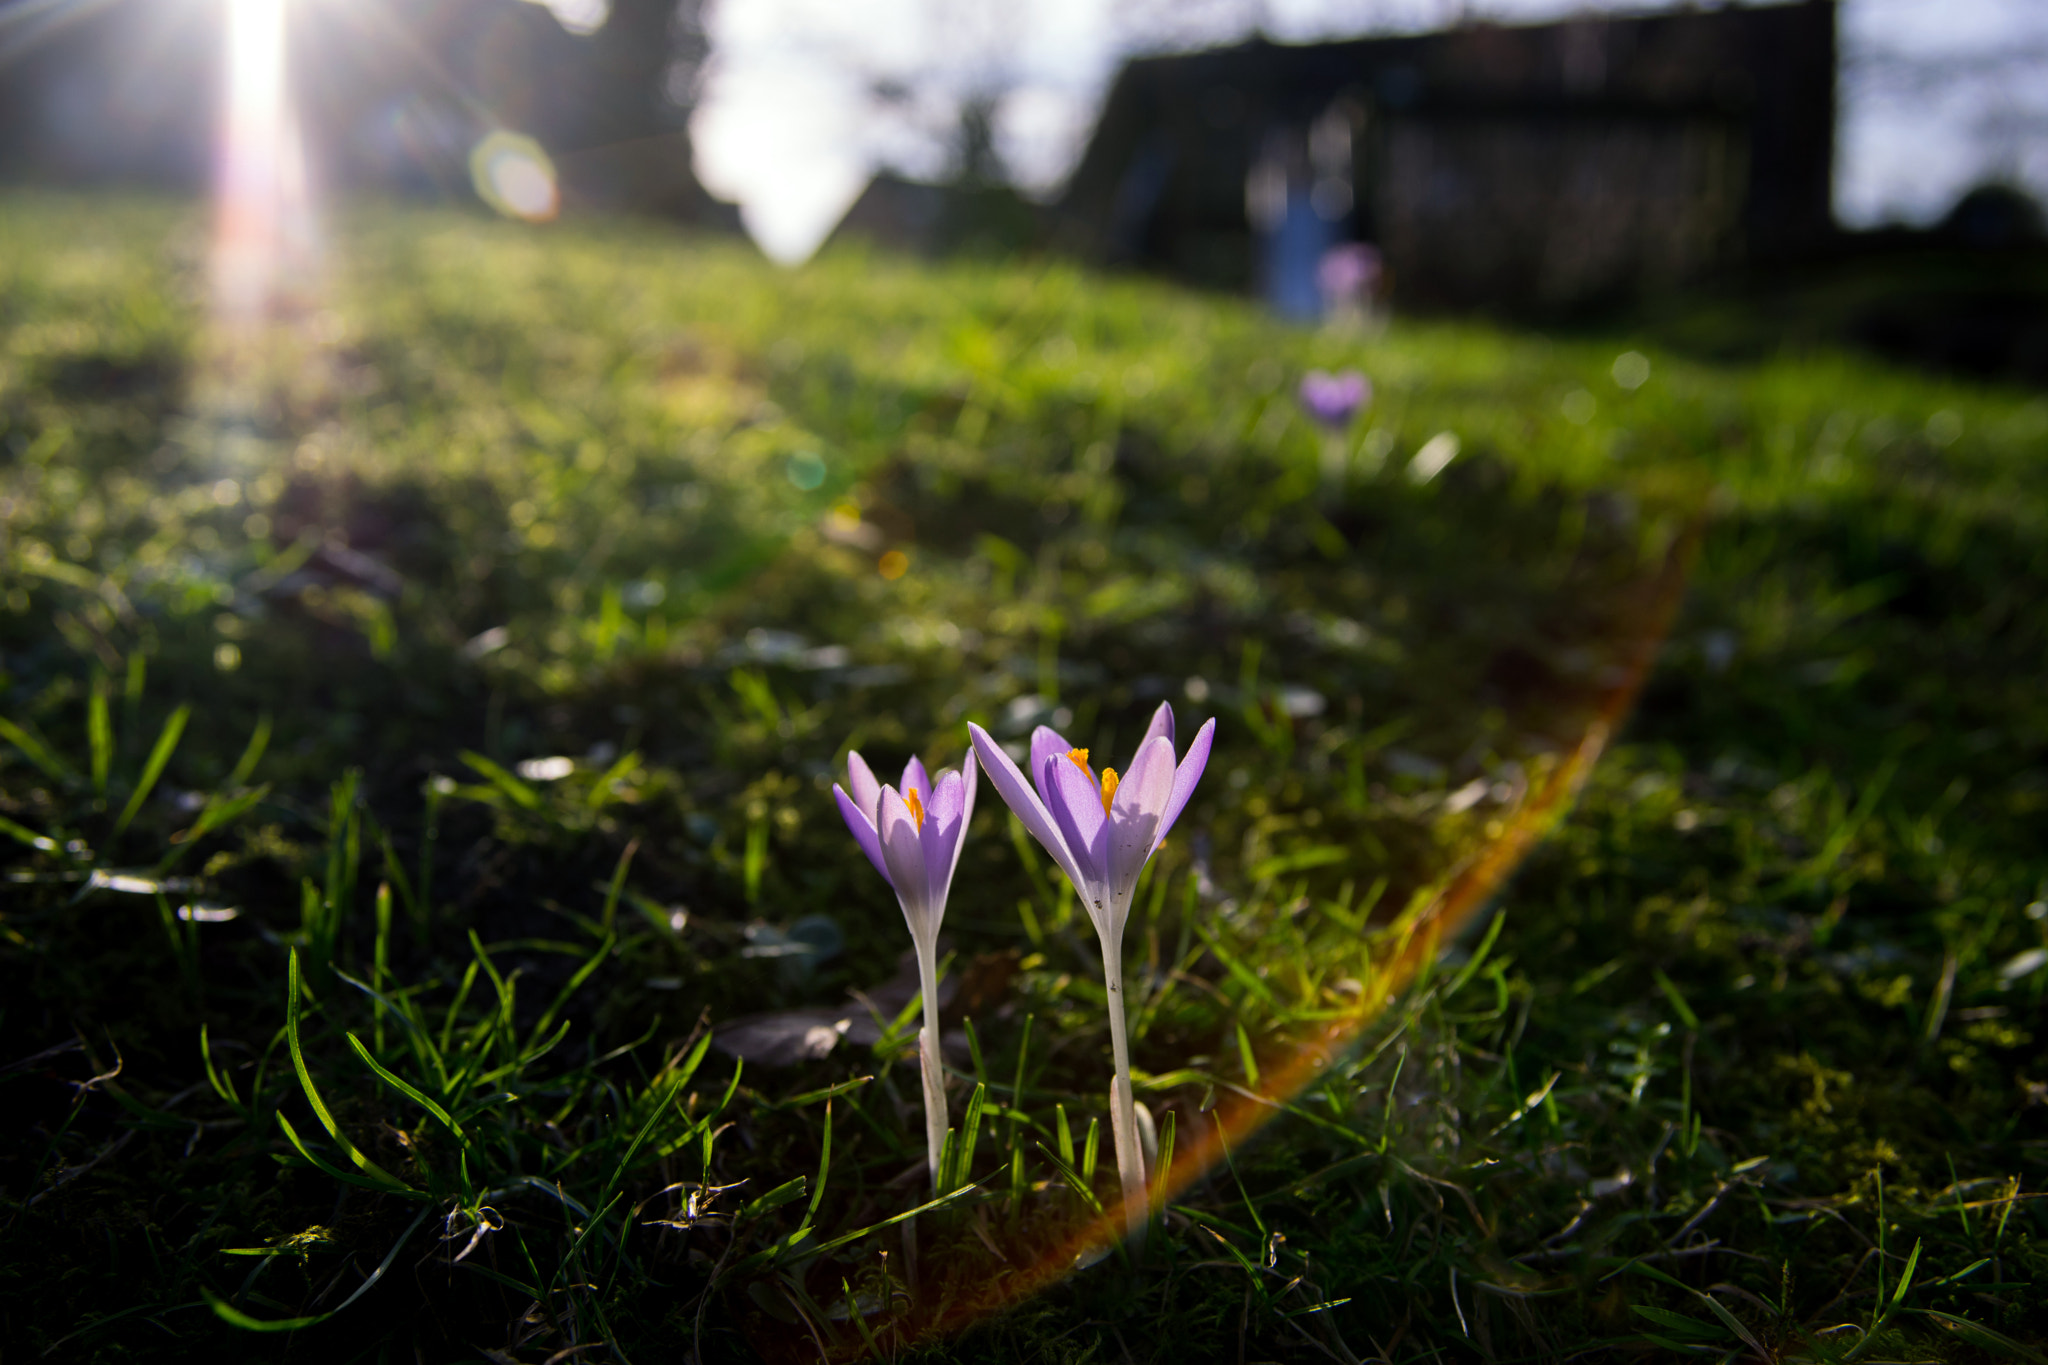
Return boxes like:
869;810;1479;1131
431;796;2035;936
1695;1290;1771;1359
201;1291;327;1333
202;1205;431;1331
333;968;448;1091
460;750;543;810
344;1032;465;1140
1194;923;1279;1011
0;813;61;854
1441;911;1506;1001
1187;1217;1263;1280
153;892;196;993
1152;1109;1176;1217
88;678;111;797
740;1177;810;1221
1214;1113;1268;1242
416;777;441;945
274;1112;418;1194
662;1030;716;1092
226;713;272;788
953;1082;987;1192
1628;1305;1725;1341
199;1024;246;1117
842;1279;886;1359
371;822;419;929
1009;1013;1034;1118
595;1073;683;1212
1653;968;1702;1031
438;959;480;1060
600;839;637;933
0;715;75;783
729;1181;981;1277
1913;1310;2048;1363
964;1016;988;1083
527;931;614;1052
285;950;413;1192
322;772;361;969
586;747;641;812
121;651;145;742
463;930;517;1069
768;1073;873;1111
1036;1141;1106;1216
1888;1238;1922;1311
111;704;187;840
805;1100;833;1224
160;785;273;870
372;884;392;1052
1236;1020;1261;1090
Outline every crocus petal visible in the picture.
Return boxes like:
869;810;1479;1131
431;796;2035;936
942;752;978;892
1139;701;1175;754
900;756;931;804
1151;718;1217;855
1044;752;1110;897
1107;735;1177;907
921;768;966;895
834;784;892;885
968;723;1091;896
846;751;883;825
1029;725;1076;811
925;767;965;834
878;786;936;942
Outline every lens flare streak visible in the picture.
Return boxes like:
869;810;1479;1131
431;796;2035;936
748;520;1701;1356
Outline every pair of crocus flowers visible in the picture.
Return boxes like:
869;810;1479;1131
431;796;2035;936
833;703;1216;1241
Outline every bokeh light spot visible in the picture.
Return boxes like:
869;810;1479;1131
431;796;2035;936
470;132;560;223
877;549;909;580
1407;431;1461;483
1611;351;1652;390
786;450;826;490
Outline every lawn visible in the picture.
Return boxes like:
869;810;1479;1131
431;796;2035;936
2;191;2045;1362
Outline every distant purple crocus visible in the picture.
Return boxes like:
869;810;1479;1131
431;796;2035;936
835;748;978;1193
1317;243;1383;309
1298;368;1371;430
968;702;1215;1241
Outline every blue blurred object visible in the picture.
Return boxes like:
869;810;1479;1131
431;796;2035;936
1265;186;1341;321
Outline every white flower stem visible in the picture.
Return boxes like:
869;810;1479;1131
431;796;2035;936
1099;923;1148;1249
914;942;948;1194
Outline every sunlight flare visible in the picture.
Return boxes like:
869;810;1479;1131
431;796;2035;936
212;0;314;326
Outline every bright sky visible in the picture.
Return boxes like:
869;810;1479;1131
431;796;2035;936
539;0;2048;263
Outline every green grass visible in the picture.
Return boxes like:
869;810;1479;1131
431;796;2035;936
2;189;2045;1361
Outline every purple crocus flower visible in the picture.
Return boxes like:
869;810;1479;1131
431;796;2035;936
1298;368;1371;431
968;702;1214;1240
835;748;978;1193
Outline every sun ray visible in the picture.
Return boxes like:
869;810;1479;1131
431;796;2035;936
212;0;311;327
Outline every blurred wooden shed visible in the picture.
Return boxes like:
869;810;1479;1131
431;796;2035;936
1050;0;1836;311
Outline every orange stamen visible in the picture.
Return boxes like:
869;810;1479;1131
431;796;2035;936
1099;767;1119;814
905;787;925;830
1066;748;1092;778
